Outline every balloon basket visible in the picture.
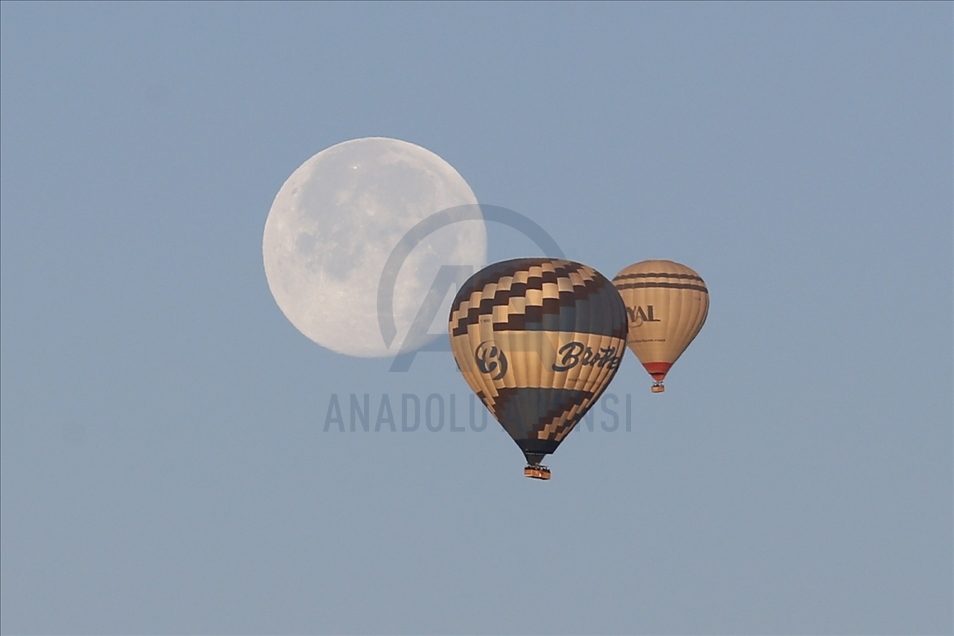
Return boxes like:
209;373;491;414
651;382;665;393
524;465;551;480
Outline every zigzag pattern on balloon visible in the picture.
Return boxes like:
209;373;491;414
450;260;625;338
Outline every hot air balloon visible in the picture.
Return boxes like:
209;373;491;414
448;258;628;479
613;260;708;393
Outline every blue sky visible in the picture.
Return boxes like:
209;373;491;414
1;3;951;634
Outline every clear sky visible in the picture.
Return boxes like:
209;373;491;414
1;3;951;634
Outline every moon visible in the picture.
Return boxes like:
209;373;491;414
263;137;487;357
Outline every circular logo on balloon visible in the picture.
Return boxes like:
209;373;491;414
474;341;508;380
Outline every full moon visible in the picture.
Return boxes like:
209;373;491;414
263;137;487;357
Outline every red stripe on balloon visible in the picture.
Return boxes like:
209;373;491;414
642;362;673;381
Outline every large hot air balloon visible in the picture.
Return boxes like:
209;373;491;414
613;260;708;393
448;258;628;480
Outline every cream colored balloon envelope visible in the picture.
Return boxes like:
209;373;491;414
613;260;708;392
449;258;628;479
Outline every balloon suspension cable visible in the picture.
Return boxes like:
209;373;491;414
524;465;551;480
651;381;665;393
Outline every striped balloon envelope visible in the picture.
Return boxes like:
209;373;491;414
448;258;628;480
612;260;709;393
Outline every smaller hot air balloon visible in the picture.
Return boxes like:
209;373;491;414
449;258;628;479
613;260;708;393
